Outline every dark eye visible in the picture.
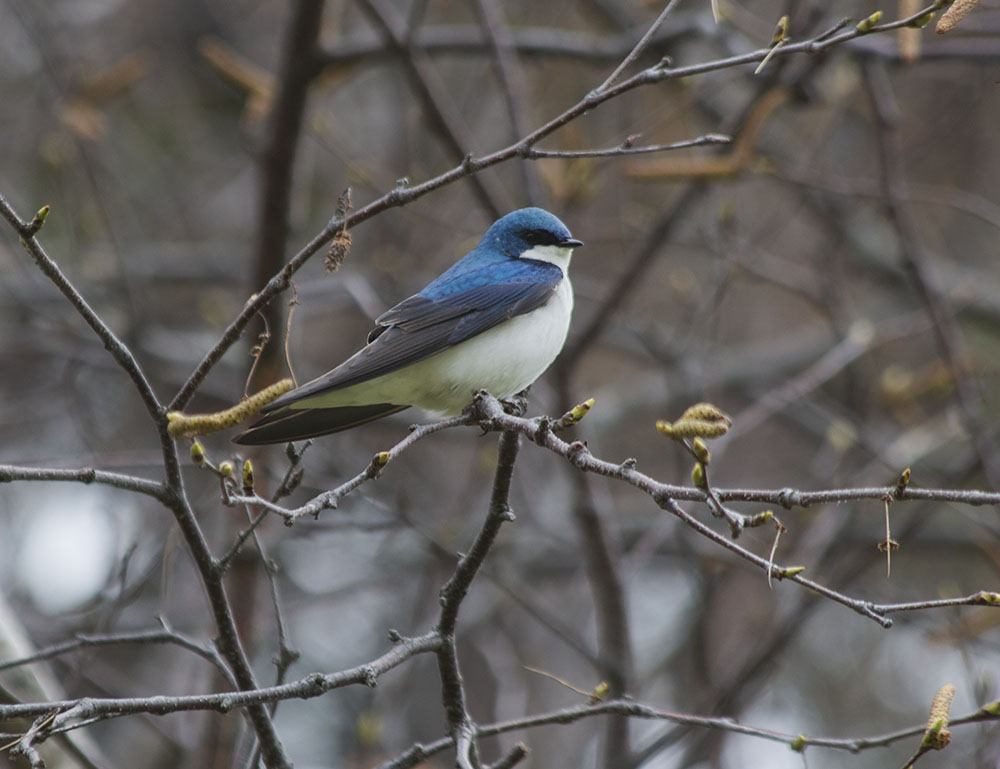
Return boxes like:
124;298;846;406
521;228;559;246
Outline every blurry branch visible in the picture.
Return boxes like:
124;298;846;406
0;464;167;502
473;0;542;203
5;673;996;765
728;313;930;439
626;86;787;179
863;59;1000;488
0;631;442;724
315;20;699;68
355;0;506;218
373;695;1000;769
594;0;683;91
0;196;162;423
198;37;274;125
559;184;705;374
0;626;238;689
250;0;326;392
437;429;522;769
58;50;150;142
169;1;943;412
314;17;1000;69
568;466;633;766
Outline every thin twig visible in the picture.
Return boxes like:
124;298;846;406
594;0;684;92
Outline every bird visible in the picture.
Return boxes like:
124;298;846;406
233;207;583;445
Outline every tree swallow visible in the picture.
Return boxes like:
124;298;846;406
234;207;583;444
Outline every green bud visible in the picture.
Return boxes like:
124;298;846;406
589;681;609;703
242;459;254;493
771;15;789;45
856;10;883;33
190;440;206;466
219;461;234;478
691;464;705;488
692;437;710;464
570;397;595;423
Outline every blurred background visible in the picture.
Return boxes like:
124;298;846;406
2;0;1000;767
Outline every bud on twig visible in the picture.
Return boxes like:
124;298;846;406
856;10;883;33
555;398;595;430
657;402;732;440
242;459;254;494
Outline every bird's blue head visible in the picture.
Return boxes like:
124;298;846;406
479;207;583;262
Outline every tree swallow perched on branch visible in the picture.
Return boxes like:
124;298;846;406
234;207;583;444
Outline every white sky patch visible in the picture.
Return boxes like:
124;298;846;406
15;490;117;614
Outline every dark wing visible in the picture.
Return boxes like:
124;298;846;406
233;403;409;444
262;274;561;411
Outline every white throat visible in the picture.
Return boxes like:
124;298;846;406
519;244;575;271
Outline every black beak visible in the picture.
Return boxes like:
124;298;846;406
561;237;584;248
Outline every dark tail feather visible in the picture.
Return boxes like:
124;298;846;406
232;404;410;445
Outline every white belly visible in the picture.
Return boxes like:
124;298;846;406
308;278;574;415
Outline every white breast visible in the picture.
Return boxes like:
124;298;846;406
314;276;574;415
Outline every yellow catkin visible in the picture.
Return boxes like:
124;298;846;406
936;0;980;33
167;378;293;439
922;683;956;749
667;418;732;439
